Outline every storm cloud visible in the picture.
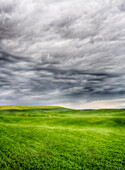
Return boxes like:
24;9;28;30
0;0;125;108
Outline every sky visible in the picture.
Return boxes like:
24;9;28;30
0;0;125;109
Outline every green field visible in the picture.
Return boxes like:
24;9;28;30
0;106;125;169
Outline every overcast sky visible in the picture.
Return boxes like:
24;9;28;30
0;0;125;109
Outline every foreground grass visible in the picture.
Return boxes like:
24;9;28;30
0;106;125;169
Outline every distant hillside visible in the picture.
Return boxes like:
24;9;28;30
0;105;63;110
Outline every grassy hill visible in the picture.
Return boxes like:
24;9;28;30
0;106;125;169
0;105;62;110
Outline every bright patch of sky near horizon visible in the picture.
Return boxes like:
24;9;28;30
0;0;125;109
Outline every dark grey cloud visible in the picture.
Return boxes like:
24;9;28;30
0;0;125;108
0;49;125;107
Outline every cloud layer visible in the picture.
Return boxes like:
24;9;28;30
0;0;125;108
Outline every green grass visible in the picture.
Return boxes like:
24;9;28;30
0;106;125;169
